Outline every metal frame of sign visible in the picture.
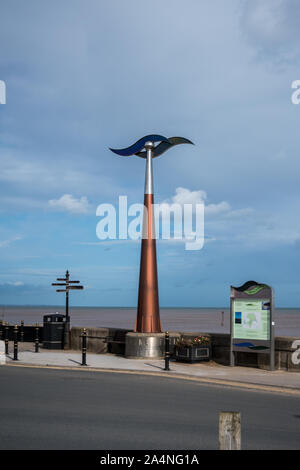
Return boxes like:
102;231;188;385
230;280;275;371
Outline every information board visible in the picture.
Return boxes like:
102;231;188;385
233;299;270;341
230;281;274;370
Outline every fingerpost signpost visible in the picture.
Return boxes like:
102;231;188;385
51;270;84;348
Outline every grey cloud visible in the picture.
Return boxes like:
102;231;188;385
239;0;300;64
0;235;23;248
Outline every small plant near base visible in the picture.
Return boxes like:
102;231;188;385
175;335;211;363
175;335;210;348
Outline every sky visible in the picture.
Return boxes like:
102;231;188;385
0;0;300;307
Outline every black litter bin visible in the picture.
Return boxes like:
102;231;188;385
43;314;66;349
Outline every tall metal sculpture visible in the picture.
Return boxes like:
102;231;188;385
110;135;193;333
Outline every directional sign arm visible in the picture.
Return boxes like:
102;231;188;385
52;272;84;293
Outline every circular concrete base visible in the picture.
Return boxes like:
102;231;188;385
125;332;180;359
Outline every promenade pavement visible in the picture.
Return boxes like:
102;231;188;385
1;341;300;395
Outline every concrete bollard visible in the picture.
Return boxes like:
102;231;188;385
0;340;5;364
219;411;241;450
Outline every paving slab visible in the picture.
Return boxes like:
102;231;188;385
2;343;300;394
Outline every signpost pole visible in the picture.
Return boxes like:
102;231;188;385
230;293;235;367
270;288;275;371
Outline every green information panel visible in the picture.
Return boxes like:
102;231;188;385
233;299;270;341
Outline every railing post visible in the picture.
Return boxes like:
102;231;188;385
35;323;39;353
20;320;24;342
5;322;9;355
13;325;18;361
81;328;87;366
164;331;170;371
219;412;241;450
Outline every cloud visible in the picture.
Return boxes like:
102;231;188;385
0;235;23;248
4;281;24;286
239;0;300;64
48;194;90;214
170;187;207;206
157;187;254;248
294;238;300;250
205;201;231;216
223;207;254;219
0;148;121;206
160;188;295;250
162;187;232;217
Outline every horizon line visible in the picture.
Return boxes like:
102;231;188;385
0;304;299;310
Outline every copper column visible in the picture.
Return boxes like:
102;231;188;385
135;141;162;333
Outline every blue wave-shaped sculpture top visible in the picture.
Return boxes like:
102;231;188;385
109;134;169;156
136;137;194;158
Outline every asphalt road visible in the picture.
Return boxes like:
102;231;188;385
0;366;299;450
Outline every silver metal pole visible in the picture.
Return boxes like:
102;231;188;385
144;141;154;195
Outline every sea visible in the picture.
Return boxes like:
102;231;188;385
1;306;300;337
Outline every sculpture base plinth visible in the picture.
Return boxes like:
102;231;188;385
125;332;180;359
